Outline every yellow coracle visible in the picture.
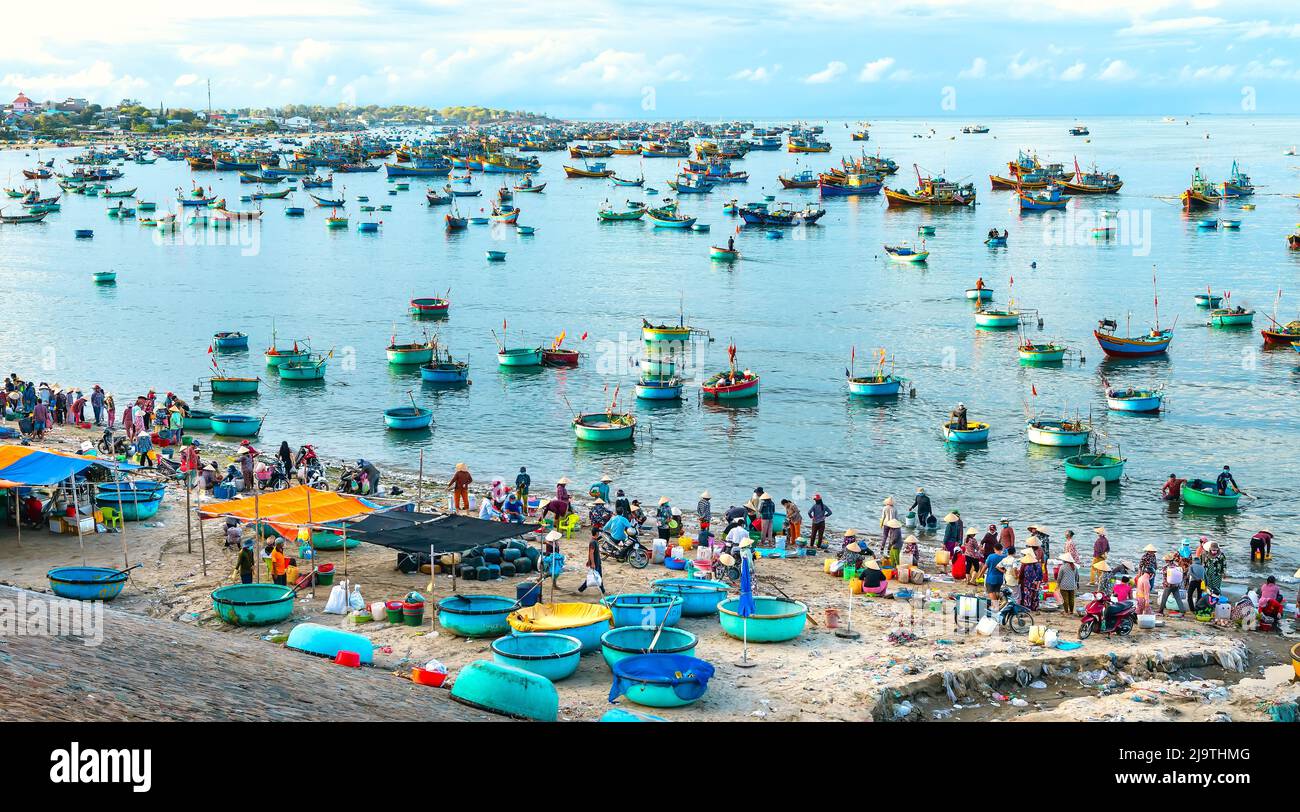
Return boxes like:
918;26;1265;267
507;602;613;632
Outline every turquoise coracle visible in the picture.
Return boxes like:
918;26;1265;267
717;596;807;642
211;583;295;626
609;654;715;708
599;593;684;627
437;594;518;638
451;659;559;721
651;578;729;616
491;633;583;681
600;626;697;668
47;566;130;601
286;622;374;664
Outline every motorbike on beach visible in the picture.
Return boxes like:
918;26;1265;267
597;524;650;569
1078;593;1137;639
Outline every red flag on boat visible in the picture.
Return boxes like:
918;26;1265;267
1031;384;1038;397
580;332;587;341
502;319;507;331
206;344;213;354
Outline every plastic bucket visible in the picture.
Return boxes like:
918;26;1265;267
402;601;425;626
1292;643;1300;680
385;600;404;623
315;569;335;586
334;650;361;667
516;580;542;608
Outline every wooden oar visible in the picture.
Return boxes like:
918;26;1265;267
91;562;142;582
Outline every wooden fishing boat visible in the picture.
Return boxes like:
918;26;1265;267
387;342;434;365
990;173;1048;190
1094;320;1173;357
1018;184;1070;211
778;170;818;189
819;173;882;197
1062;453;1126;483
737;201;825;226
409;297;450;317
1105;388;1163;412
885;165;976;207
485;250;506;261
1018;341;1067;363
92;270;117;285
445;212;468;230
1222;160;1254;197
251;188;291;200
573;412;636;442
136;200;156;211
710;245;740;261
884;242;929;263
1058;159;1123;194
1181;168;1222;212
103;187;137;198
1260;320;1300;346
425;189;451;206
213;331;249;350
974;308;1021;329
1180;480;1240;510
564;163;614;179
497;347;543;367
1026;419;1091;447
646;208;696;229
941;421;990;443
701;370;759;400
512;179;547;193
489;206;520;224
278;355;327;381
384;406;433;430
541;348;580;367
209;376;260;395
1209;307;1254;327
0;210;48;224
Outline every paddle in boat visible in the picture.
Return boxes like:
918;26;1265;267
384;392;433;430
702;343;759;401
846;347;907;397
710;232;740;262
941;419;989;443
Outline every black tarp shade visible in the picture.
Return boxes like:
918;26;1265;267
346;511;538;555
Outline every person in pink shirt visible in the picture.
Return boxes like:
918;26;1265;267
1135;571;1152;615
1113;576;1133;603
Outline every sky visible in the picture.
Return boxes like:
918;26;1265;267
6;0;1300;118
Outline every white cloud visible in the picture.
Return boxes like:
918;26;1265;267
1178;63;1235;81
291;38;335;70
729;65;780;81
804;60;846;84
857;57;895;82
959;57;987;79
1060;61;1087;81
1119;16;1225;36
555;50;691;90
173;73;200;87
1096;59;1139;81
1006;53;1050;79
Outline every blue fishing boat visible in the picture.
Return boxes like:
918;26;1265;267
985;233;1008;247
421;355;470;385
941;421;990;443
383;405;433;430
450;660;558;721
309;193;345;207
93;481;164;520
286;623;374;664
490;633;583;682
213;331;249;350
599;593;684;628
74;229;94;238
847;374;904;396
600;626;697;668
278;355;328;381
1094;320;1173;358
47;566;131;601
1222;159;1254;197
1018;184;1070;211
209;414;263;437
635;376;683;400
610;654;715;708
211;583;295;626
1105;387;1164;413
651;578;729;616
717;596;807;642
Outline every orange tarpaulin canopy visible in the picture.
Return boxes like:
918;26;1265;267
197;485;376;535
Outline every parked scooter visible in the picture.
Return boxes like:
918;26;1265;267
1078;592;1137;639
597;523;650;569
996;587;1035;634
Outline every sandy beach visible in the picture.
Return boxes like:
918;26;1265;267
2;427;1296;722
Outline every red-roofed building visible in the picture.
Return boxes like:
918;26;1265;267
11;91;35;114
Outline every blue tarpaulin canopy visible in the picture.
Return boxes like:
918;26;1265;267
0;445;136;488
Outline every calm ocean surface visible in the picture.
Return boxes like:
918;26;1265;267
2;116;1298;580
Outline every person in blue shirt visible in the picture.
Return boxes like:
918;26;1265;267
981;547;1008;604
514;467;531;506
589;475;612;503
1215;465;1239;496
502;491;525;523
604;512;634;543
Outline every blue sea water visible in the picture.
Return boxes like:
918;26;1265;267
2;115;1298;580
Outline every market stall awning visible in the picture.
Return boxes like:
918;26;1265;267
0;445;136;488
197;485;376;535
347;511;537;555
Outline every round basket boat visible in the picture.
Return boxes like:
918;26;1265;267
965;287;994;301
490;633;583;681
941;421;989;443
311;529;360;550
651;578;729;617
1062;453;1126;483
497;347;543;367
210;414;262;437
974;310;1020;329
1180;481;1241;511
383;406;433;430
184;408;214;431
437;594;519;638
450;659;558;721
847;375;903;397
599;593;684;628
93;482;164;521
717;596;808;642
211;583;295;626
286;622;374;664
507;602;612;653
47;566;130;601
610;654;714;709
601;626;697;669
573;412;635;442
1026;420;1091;447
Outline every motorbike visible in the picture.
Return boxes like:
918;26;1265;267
259;459;290;491
996;587;1035;634
338;464;371;495
96;428;130;456
597;524;650;569
1078;593;1136;639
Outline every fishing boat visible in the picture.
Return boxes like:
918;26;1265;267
736;201;825;226
0;210;48;224
1018;184;1070;211
485;250;506;261
1069;124;1090;136
666;173;716;194
1026;418;1091;447
541;343;580;368
1261;320;1300;346
74;229;94;239
974;307;1021;329
1180;479;1240;510
646;207;696;229
884;241;929;263
1058;158;1123;194
387;341;435;365
787;136;831;153
1062;452;1126;483
325;211;348;229
285;205;305;217
213;331;249;350
966;286;994;301
702;344;759;400
1180;168;1222;212
1094;270;1173;357
564;162;614;179
512;175;547;193
1208;306;1254;327
516;225;535;235
641;319;698;343
497;347;543;367
264;337;310;367
209;376;260;395
634;375;683;400
846;349;906;397
1193;291;1223;308
1018;341;1068;363
489;205;520;224
941;421;990;443
778;170;818;189
209;414;263;436
985;232;1008;247
357;221;380;233
597;202;646;221
409;297;450;318
445;211;468;230
1105;387;1164;413
278;354;328;381
251;188;291;200
1222;160;1254;197
572;411;636;442
92;270;117;285
1196;218;1218;230
425;188;451;206
885;165;977;207
819;173;883;197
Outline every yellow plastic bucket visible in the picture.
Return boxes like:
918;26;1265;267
824;558;835;574
1291;643;1300;680
850;578;863;595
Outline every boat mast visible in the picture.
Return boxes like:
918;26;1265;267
1152;265;1161;330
